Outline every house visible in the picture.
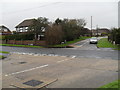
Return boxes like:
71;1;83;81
0;25;11;35
92;28;110;36
15;19;45;40
15;19;36;33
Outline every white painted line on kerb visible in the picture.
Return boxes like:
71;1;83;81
5;64;49;76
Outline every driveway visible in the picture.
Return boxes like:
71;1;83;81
2;53;118;88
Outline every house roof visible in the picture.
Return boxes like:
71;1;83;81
0;25;11;32
15;19;36;28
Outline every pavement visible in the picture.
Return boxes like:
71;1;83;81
2;53;118;88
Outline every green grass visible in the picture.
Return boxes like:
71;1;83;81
0;44;43;48
49;37;90;47
99;80;120;89
0;51;9;54
0;51;9;59
97;38;120;50
0;55;6;59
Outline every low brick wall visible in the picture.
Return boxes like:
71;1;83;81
1;40;46;46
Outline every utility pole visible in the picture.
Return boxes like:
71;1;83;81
96;25;98;37
118;1;120;28
91;16;93;37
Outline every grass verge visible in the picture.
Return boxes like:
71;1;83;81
0;51;9;54
0;44;43;48
99;80;120;89
97;38;120;50
0;55;6;59
49;37;90;47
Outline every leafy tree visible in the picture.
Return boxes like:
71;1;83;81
28;17;49;40
59;18;87;41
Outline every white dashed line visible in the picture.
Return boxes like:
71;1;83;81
5;64;49;76
34;54;39;56
57;59;69;63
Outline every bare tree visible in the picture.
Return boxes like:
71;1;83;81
45;25;64;45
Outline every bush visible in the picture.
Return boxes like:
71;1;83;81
109;28;120;44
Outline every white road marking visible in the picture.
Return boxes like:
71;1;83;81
78;42;88;48
61;56;67;57
5;64;49;76
78;45;83;48
57;59;69;63
72;56;76;58
34;54;39;56
48;54;55;56
95;57;101;59
54;55;58;56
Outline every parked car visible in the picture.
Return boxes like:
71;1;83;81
89;37;98;44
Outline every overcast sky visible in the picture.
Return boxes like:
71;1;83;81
0;0;119;31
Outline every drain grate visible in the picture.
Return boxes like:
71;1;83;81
23;80;43;87
19;62;27;64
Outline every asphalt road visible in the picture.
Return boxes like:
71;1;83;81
1;38;119;88
1;38;119;60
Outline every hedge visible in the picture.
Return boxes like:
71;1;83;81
4;33;34;40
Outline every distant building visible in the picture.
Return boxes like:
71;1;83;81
15;19;36;33
118;1;120;28
92;28;110;36
0;25;11;35
80;28;91;36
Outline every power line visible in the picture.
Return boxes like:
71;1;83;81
3;2;63;14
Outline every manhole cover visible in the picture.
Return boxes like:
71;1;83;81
23;80;43;87
19;62;27;64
